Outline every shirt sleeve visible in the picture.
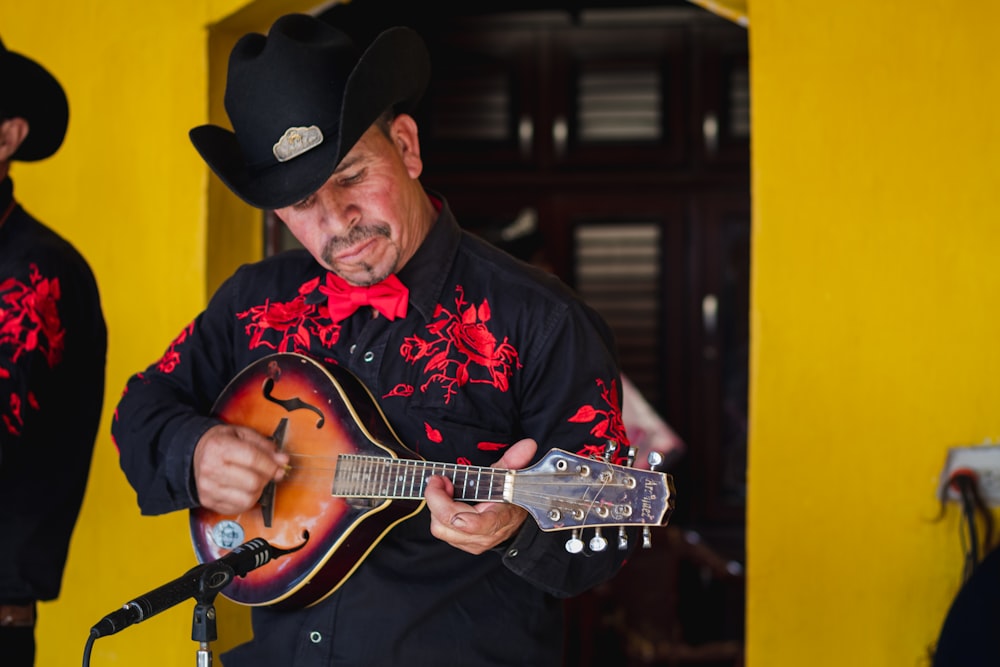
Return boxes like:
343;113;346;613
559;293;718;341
499;297;642;597
111;276;242;515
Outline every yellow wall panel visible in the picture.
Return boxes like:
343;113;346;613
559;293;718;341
749;0;1000;664
0;2;324;665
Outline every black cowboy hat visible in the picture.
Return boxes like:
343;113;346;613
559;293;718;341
189;14;430;210
0;36;69;162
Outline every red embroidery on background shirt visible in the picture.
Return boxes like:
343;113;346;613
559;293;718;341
569;377;630;463
0;264;65;435
238;277;342;353
400;286;520;404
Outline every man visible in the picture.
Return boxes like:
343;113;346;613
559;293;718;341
112;14;640;666
0;36;107;667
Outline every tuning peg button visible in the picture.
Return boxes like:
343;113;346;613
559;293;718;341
589;529;608;552
565;529;584;554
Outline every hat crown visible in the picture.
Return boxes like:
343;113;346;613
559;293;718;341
224;14;358;169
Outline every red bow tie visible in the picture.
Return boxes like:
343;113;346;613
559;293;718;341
321;273;409;323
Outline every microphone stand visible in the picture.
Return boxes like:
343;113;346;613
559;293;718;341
190;565;229;667
86;535;308;667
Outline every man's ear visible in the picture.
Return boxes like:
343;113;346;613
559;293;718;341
0;117;30;162
390;113;423;179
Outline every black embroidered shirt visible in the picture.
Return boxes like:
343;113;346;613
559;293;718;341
112;196;635;667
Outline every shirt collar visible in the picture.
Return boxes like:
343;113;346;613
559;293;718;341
397;190;461;322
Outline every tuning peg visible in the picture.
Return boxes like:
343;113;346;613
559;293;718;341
602;439;617;462
617;526;628;550
589;528;608;552
626;446;637;468
647;451;664;471
565;529;584;554
642;526;653;549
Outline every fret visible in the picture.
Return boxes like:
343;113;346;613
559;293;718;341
409;460;419;497
363;455;375;496
355;454;366;495
454;465;466;500
391;458;403;498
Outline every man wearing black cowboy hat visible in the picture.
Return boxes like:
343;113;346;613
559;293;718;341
0;36;107;667
113;13;642;666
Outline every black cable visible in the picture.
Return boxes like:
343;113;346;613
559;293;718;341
82;629;96;667
948;470;994;583
956;476;979;582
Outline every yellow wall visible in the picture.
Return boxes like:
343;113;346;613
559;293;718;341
748;1;1000;664
4;0;998;665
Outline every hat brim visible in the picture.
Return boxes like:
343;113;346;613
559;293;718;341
190;124;340;210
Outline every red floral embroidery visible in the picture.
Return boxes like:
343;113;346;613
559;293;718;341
477;441;508;451
382;383;414;399
424;422;443;443
0;264;64;366
157;322;194;373
238;277;342;353
569;377;630;462
0;264;65;435
400;286;520;403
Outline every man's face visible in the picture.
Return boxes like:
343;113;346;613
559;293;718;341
273;115;428;286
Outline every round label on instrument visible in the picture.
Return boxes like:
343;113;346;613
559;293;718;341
211;520;245;550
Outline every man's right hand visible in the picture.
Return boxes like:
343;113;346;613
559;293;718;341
193;423;289;515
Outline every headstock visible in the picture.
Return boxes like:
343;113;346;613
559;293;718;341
509;442;676;553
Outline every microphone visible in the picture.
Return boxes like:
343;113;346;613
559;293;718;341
90;536;304;638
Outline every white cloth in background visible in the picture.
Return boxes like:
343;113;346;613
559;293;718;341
621;373;686;470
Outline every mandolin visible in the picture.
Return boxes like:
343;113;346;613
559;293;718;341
189;353;675;609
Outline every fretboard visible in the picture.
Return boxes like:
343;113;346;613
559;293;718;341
332;454;510;502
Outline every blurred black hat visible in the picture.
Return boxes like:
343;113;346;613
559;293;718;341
0;35;69;161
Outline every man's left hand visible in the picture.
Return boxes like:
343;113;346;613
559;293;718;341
424;438;537;554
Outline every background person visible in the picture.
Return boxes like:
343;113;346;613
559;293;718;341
0;35;107;667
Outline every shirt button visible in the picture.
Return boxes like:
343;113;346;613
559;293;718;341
310;631;322;643
363;351;375;362
507;548;519;558
349;344;357;354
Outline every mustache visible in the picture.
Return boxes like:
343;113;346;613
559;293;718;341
323;224;391;256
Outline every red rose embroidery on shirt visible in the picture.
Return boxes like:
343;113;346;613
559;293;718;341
238;276;342;353
400;286;520;403
0;264;66;434
0;264;64;365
